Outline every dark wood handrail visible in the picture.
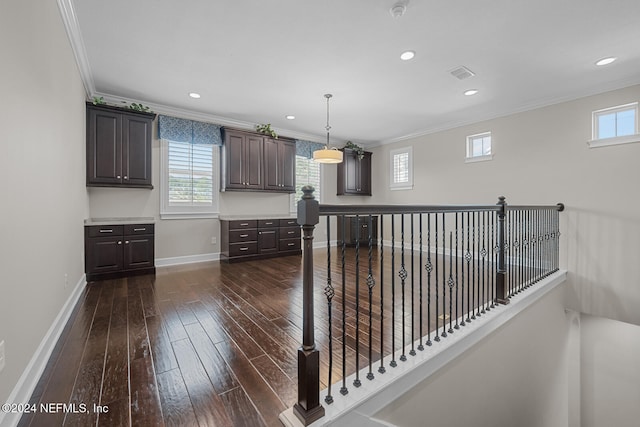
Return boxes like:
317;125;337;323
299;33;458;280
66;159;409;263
319;202;564;216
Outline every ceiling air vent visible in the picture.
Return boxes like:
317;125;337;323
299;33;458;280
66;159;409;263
449;66;475;80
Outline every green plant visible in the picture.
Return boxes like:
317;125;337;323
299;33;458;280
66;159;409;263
344;141;365;160
92;96;106;105
256;123;278;139
129;102;151;113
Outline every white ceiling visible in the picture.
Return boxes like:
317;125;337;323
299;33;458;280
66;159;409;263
70;0;640;145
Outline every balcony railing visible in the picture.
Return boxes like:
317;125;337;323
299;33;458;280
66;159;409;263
292;187;564;425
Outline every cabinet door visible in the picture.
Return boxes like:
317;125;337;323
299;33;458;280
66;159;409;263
122;114;152;186
86;237;124;274
87;108;122;185
263;138;280;191
258;229;278;254
123;235;155;270
245;135;264;189
359;152;372;195
225;133;246;189
280;140;296;191
344;152;359;193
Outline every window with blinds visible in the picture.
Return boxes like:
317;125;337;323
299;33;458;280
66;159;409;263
389;146;413;190
295;155;321;203
161;140;219;218
465;132;493;163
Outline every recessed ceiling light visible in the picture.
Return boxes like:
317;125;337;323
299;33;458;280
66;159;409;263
285;115;295;120
464;89;479;96
595;57;617;66
189;92;201;99
400;50;415;61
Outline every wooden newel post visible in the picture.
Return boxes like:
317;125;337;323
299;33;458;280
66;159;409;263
294;186;325;425
496;196;510;305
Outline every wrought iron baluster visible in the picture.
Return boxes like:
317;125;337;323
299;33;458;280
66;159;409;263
399;214;407;361
476;211;481;317
426;213;433;346
465;212;471;323
390;215;397;367
410;214;416;356
481;211;486;314
471;211;476;320
340;215;348;396
447;231;454;334
379;215;386;374
454;213;460;329
434;213;440;341
461;212;467;327
324;216;335;404
441;213;447;338
354;215;361;387
490;210;496;309
366;214;375;381
418;214;425;349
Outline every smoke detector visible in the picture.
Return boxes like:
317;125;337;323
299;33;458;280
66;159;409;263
390;1;408;18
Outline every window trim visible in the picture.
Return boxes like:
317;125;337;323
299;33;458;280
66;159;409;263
465;131;493;163
389;146;413;190
160;139;220;220
589;102;640;148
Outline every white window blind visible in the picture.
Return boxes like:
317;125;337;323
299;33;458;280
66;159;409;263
161;140;219;219
295;155;321;203
389;146;413;190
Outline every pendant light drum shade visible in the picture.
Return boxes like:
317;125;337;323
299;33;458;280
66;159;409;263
313;94;344;164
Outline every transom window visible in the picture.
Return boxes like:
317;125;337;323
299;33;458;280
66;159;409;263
466;132;493;163
592;103;638;140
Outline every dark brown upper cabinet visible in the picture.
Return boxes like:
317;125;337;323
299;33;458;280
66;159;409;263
337;148;372;196
223;129;264;190
222;128;296;193
86;103;155;189
264;138;296;192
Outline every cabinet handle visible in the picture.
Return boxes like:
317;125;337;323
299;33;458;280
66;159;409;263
118;241;122;245
124;176;128;180
265;222;273;225
288;231;295;234
99;229;113;233
125;240;129;244
288;243;295;246
240;234;249;238
133;228;146;232
240;223;249;226
239;247;249;251
362;224;368;228
117;175;121;179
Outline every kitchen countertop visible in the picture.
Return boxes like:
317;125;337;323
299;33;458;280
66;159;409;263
84;217;156;226
218;214;297;221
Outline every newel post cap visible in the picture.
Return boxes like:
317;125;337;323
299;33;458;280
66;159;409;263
297;186;319;226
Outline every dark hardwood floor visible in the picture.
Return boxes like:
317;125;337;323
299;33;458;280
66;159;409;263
18;246;501;427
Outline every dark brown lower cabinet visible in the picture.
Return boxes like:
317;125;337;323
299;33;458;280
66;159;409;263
337;215;378;246
85;223;155;281
221;218;301;262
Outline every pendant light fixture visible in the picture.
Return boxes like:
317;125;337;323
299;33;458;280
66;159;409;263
313;94;343;164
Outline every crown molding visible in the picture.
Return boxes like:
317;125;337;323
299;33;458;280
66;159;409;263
94;92;330;144
57;0;95;96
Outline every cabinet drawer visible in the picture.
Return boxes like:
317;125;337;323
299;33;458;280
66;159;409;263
280;226;301;239
124;224;154;235
229;242;258;257
229;229;258;243
228;220;257;230
87;225;124;237
279;219;298;227
258;219;278;228
280;238;301;252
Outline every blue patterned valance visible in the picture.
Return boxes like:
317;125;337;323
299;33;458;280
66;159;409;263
158;115;222;145
295;139;325;159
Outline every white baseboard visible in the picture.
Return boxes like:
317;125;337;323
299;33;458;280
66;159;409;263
155;252;220;267
0;274;87;427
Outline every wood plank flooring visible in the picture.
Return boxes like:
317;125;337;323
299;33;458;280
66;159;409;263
18;246;504;427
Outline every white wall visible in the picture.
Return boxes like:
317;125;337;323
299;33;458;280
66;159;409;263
369;85;640;327
0;0;88;404
374;284;571;427
580;314;640;427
